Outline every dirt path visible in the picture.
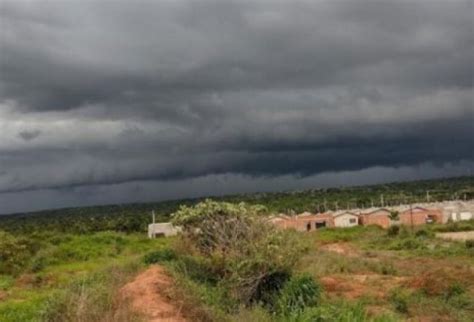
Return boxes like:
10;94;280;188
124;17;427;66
436;231;474;241
320;242;360;256
120;265;187;322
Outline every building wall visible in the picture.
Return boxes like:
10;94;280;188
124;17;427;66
333;214;359;227
148;223;180;238
360;209;392;228
270;214;334;231
460;212;473;221
361;213;391;228
399;208;443;226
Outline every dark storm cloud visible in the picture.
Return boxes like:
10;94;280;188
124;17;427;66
0;0;473;199
17;129;41;141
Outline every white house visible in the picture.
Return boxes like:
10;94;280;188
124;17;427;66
450;212;473;222
332;211;359;228
148;222;181;238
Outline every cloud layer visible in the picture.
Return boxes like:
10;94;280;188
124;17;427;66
0;0;473;212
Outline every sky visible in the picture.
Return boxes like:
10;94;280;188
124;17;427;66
0;0;473;214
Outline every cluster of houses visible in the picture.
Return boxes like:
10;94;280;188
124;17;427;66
268;201;474;231
148;201;474;237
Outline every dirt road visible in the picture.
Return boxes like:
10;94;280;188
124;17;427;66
120;265;187;322
436;231;474;241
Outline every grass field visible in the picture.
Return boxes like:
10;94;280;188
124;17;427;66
1;221;474;321
0;232;170;322
160;221;474;321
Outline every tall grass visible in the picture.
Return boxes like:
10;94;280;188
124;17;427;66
40;261;143;322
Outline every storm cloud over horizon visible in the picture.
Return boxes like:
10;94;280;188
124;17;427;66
0;0;473;213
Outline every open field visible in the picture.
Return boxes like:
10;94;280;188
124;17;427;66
2;223;473;322
1;178;473;321
0;232;170;322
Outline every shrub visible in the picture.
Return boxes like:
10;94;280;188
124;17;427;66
387;225;400;237
389;237;425;251
443;282;465;301
388;211;399;221
465;240;474;249
143;249;176;264
283;301;393;322
415;229;433;238
171;200;307;304
276;274;321;316
389;288;410;313
0;231;36;275
379;263;397;275
0;275;14;290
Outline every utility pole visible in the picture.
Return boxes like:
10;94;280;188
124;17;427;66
426;190;430;203
335;201;339;211
371;199;374;208
381;194;384;208
410;204;414;231
151;210;156;239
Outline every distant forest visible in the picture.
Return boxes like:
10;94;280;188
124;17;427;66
1;176;473;234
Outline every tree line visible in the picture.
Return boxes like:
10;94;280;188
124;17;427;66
0;176;472;234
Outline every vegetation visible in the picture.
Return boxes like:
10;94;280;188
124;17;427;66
0;177;473;321
0;231;168;322
161;202;473;321
1;176;472;234
171;200;306;305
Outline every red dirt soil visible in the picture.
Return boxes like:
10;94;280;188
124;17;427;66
321;273;407;300
120;265;187;322
319;242;359;256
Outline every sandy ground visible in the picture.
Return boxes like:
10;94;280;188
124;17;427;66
120;265;186;322
436;231;474;241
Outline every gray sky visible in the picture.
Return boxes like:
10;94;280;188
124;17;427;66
0;0;473;214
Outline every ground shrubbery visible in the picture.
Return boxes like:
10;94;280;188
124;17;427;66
171;200;307;302
275;274;321;316
0;231;38;275
433;219;474;232
169;200;319;317
142;248;176;264
0;232;168;322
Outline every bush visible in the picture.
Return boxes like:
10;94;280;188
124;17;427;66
389;288;410;313
282;301;400;322
387;225;400;237
0;231;36;275
389;237;425;251
443;282;465;301
415;229;433;238
276;274;321;316
171;200;307;304
465;240;474;249
143;249;176;264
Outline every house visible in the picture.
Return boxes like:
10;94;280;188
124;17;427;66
399;207;443;226
332;211;359;228
268;212;335;231
267;214;293;229
449;211;473;222
360;208;393;229
310;212;335;230
148;222;181;238
292;212;335;231
440;202;474;222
